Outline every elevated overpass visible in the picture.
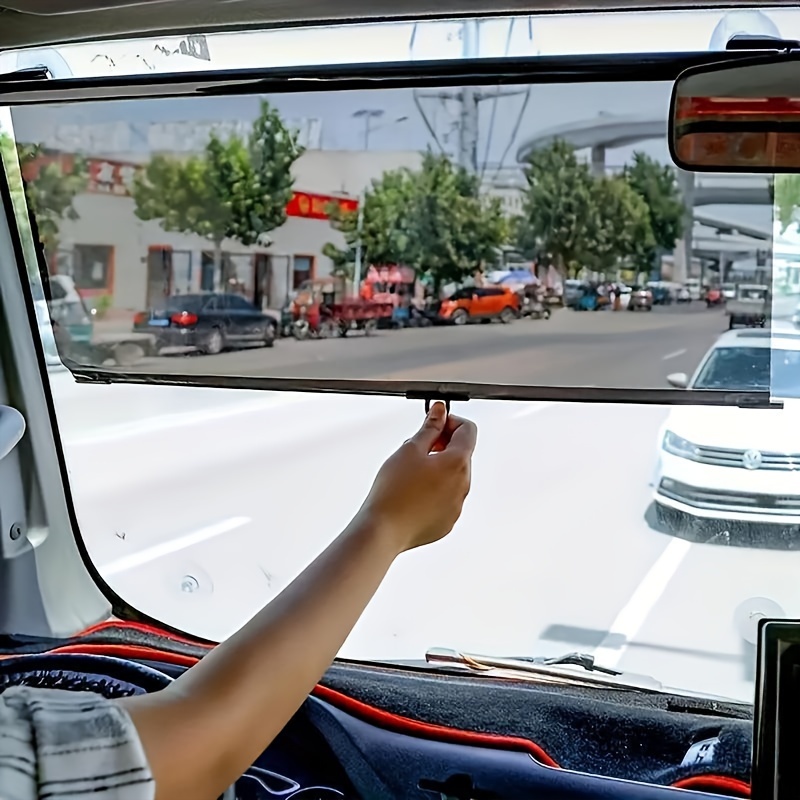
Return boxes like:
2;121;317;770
514;114;773;280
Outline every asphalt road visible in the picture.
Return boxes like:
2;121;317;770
121;302;723;387
47;301;800;704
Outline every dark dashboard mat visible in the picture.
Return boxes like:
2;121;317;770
319;662;753;787
1;624;753;792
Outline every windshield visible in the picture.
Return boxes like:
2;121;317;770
5;8;800;706
694;347;771;390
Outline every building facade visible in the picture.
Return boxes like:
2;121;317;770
45;148;425;312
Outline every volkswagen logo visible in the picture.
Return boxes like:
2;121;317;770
743;449;763;470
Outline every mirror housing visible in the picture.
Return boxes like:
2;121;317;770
669;54;800;172
667;372;690;389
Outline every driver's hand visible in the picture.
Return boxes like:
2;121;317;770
358;402;477;553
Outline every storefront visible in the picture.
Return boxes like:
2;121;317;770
44;153;363;311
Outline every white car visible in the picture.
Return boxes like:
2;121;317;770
654;326;800;528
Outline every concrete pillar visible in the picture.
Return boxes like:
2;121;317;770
672;169;696;284
590;145;606;178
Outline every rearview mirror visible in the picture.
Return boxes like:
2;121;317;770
667;373;689;389
670;55;800;172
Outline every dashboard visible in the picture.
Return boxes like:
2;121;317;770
0;632;754;800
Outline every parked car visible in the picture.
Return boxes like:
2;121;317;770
628;286;654;311
47;274;95;346
133;292;278;355
438;286;520;325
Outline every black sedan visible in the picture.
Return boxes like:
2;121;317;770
133;293;277;355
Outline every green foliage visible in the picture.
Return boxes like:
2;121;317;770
775;174;800;232
587;175;655;274
93;293;113;319
516;140;681;277
622;152;685;269
0;133;88;260
515;140;597;275
326;152;508;288
132;100;302;260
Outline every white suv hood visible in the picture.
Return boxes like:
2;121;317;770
663;401;800;452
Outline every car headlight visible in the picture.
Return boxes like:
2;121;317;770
662;430;700;460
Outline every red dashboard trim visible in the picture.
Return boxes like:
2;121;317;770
5;639;752;797
671;776;751;798
45;643;200;667
313;683;561;767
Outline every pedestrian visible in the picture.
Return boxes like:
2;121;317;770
0;404;476;800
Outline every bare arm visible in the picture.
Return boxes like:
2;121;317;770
120;403;477;800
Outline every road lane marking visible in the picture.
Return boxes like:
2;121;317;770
662;348;687;361
592;537;692;669
63;393;308;446
100;516;250;577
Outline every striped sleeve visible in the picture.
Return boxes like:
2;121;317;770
0;686;154;800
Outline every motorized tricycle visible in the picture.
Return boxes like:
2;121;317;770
705;286;724;308
291;277;393;339
520;287;552;320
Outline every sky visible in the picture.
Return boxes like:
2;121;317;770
2;7;800;245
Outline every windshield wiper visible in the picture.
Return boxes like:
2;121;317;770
425;647;664;692
509;651;623;675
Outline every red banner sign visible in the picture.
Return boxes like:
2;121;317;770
286;191;358;220
25;154;359;219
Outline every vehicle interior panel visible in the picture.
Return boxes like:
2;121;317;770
0;1;797;51
2;5;800;800
0;624;755;798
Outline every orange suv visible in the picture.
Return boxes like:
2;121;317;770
439;286;521;325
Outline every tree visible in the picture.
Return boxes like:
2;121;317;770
587;175;654;274
515;139;598;276
326;151;508;289
325;167;418;279
0;134;88;260
408;153;508;288
775;174;800;232
622;152;685;272
132;99;301;279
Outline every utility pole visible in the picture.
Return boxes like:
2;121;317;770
350;110;408;293
458;19;480;173
353;108;384;151
415;19;526;176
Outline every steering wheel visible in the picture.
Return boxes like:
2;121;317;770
0;653;173;696
0;653;238;799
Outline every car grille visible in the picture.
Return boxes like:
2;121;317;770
659;478;800;516
690;444;800;471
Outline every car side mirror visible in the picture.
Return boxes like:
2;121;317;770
667;372;689;389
